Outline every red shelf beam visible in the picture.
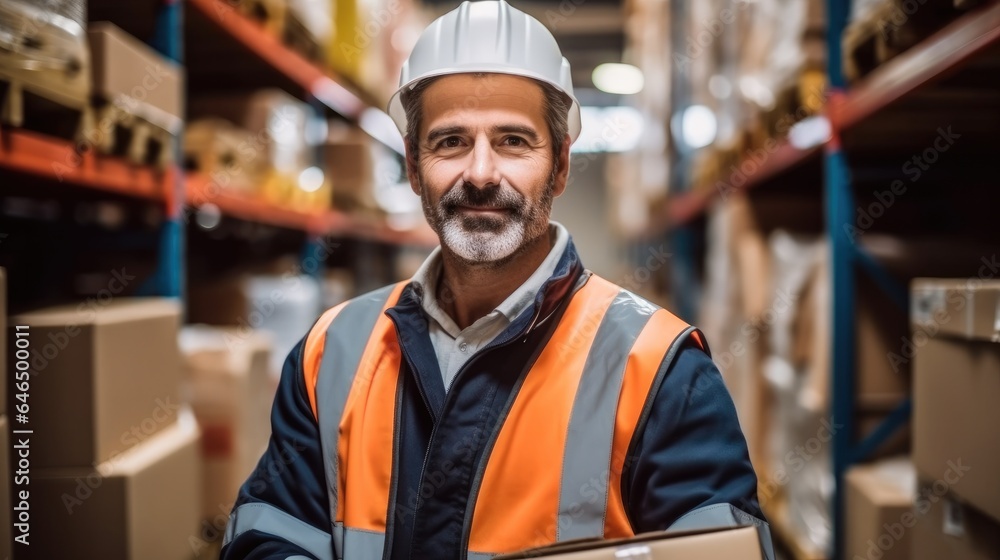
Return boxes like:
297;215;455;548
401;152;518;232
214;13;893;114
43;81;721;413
185;172;339;234
830;0;1000;132
666;0;1000;230
0;128;173;204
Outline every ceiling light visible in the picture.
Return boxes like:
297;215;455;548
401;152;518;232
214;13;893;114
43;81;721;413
679;105;717;149
298;167;325;193
592;63;644;95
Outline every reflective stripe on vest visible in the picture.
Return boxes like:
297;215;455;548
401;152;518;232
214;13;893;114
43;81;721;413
316;282;406;560
312;275;702;559
224;502;334;560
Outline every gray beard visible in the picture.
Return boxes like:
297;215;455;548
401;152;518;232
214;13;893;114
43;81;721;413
420;169;556;268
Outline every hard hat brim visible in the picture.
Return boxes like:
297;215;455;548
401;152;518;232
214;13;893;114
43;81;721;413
387;68;582;147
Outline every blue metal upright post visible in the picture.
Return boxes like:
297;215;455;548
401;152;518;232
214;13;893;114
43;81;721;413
825;1;851;558
152;0;185;299
825;141;855;560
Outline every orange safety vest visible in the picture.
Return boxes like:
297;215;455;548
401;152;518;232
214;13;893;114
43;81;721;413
301;272;704;559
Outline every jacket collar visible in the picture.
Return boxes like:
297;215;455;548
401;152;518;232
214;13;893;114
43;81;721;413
395;234;586;340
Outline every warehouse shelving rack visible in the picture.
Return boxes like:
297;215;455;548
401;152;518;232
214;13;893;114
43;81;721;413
659;1;1000;558
0;0;435;307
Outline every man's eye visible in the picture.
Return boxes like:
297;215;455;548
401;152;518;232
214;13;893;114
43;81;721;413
503;136;525;147
440;137;461;148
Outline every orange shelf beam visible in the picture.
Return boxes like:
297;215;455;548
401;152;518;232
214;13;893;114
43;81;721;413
666;142;821;227
185;172;339;234
185;173;439;247
186;0;367;119
0;128;172;203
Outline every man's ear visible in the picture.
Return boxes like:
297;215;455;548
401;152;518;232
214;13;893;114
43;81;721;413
552;134;572;197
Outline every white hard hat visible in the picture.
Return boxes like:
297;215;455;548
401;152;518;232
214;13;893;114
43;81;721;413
387;0;581;144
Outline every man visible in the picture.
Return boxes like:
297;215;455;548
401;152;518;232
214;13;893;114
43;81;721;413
221;1;773;559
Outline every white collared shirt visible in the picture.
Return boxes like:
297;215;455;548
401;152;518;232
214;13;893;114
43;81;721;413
410;221;570;392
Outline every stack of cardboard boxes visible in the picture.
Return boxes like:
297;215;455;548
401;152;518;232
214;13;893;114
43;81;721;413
844;279;1000;559
179;326;275;541
910;279;1000;559
10;298;200;559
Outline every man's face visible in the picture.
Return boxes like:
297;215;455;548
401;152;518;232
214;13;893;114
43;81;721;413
408;73;569;266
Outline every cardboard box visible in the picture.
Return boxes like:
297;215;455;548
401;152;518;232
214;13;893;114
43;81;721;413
844;458;915;560
87;22;184;133
25;415;201;560
187;89;314;178
912;481;1000;560
912;278;1000;523
494;526;766;559
324;124;377;212
180;326;273;520
184;118;262;194
12;298;183;468
913;336;1000;522
911;279;1000;340
187;274;321;377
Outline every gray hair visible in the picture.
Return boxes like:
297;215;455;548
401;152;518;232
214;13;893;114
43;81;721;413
400;73;571;169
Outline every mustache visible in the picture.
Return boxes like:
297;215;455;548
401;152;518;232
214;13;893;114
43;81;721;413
440;182;526;215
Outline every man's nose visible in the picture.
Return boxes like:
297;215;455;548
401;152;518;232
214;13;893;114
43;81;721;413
462;135;502;188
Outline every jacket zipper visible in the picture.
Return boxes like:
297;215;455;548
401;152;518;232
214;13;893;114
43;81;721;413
388;269;591;558
457;272;591;555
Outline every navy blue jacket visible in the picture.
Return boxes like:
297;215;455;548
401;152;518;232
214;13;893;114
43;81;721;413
220;240;765;559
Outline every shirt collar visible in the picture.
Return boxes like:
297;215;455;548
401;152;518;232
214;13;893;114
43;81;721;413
410;221;571;330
